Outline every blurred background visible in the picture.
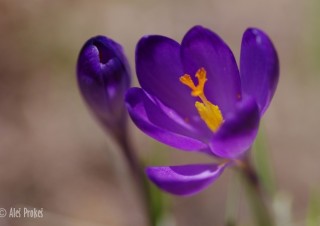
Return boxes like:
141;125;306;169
0;0;320;225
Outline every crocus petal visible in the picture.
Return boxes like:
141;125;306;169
146;163;227;196
135;36;201;119
77;36;131;128
135;35;212;138
125;87;208;151
240;28;279;115
209;97;260;159
181;25;241;115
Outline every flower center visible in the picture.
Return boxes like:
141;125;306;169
179;68;224;132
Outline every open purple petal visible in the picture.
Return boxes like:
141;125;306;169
136;35;199;119
181;25;241;115
209;97;260;159
240;28;279;115
126;87;208;151
146;163;227;196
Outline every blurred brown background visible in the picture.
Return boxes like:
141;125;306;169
0;0;319;225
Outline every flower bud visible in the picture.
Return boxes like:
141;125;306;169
77;36;131;134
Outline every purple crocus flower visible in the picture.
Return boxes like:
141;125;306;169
125;26;279;196
77;36;131;137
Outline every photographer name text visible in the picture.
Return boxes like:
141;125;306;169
0;207;43;218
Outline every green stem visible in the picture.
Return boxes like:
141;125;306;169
113;118;161;226
113;122;154;226
225;173;240;226
238;154;274;226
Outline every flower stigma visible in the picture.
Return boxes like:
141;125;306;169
179;68;224;132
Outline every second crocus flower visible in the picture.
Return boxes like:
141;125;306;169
77;36;131;138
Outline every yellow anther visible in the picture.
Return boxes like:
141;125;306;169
195;101;224;132
179;68;224;132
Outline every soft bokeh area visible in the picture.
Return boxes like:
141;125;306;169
1;0;319;225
